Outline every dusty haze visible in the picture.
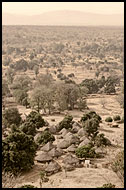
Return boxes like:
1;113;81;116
2;10;124;26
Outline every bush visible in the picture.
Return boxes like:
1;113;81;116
111;151;124;181
2;130;37;175
83;118;99;138
97;183;116;188
58;115;73;131
2;108;22;128
20;111;45;136
20;121;36;136
75;144;97;158
19;185;37;188
113;115;121;121
80;79;99;94
94;133;111;147
36;130;55;145
81;111;101;123
105;117;113;122
26;111;45;129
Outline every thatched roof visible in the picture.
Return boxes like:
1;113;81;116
35;151;53;162
57;139;70;149
40;142;55;152
66;144;77;152
48;148;62;157
49;125;57;134
78;128;86;137
45;161;61;173
63;154;79;165
78;138;90;148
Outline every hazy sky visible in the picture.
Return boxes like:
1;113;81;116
2;2;124;15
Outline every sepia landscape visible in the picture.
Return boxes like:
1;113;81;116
2;3;124;189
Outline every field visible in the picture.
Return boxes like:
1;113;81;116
2;26;124;188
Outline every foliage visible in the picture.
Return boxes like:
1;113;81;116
36;130;55;145
81;111;101;123
113;115;121;121
2;80;10;97
13;59;29;71
75;144;97;158
20;111;45;136
6;68;15;84
2;130;37;175
94;133;111;147
80;79;99;94
20;121;36;136
2;108;22;128
111;151;124;180
13;89;28;105
83;118;99;138
104;83;116;94
97;183;116;188
26;111;45;129
105;117;113;122
19;185;37;188
58;115;73;131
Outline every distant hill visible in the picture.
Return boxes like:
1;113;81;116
2;10;124;26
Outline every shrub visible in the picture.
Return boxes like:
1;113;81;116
19;185;37;188
2;130;37;175
81;111;101;123
83;118;99;138
111;151;124;181
20;121;36;136
36;130;55;145
26;111;45;129
58;115;73;131
2;108;22;128
113;115;121;121
97;183;116;188
105;117;113;122
80;79;99;94
94;133;111;147
75;144;97;158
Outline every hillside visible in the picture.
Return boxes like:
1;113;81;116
2;10;124;26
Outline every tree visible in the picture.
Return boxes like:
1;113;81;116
83;118;100;139
20;111;45;136
35;73;53;88
58;115;73;131
2;108;22;128
25;111;45;129
94;133;111;147
95;70;100;78
2;130;37;175
2;80;10;97
6;68;15;84
75;144;97;159
13;89;28;105
80;79;99;94
30;86;48;113
36;130;55;145
104;83;116;94
33;65;39;78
